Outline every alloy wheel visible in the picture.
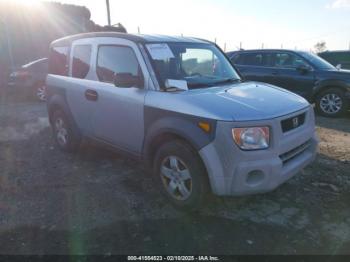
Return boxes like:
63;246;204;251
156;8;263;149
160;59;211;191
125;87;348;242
55;117;68;147
320;93;343;114
160;156;193;201
37;85;46;101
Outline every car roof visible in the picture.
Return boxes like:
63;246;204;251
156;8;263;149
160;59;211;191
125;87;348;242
50;32;211;47
227;49;309;54
22;58;48;68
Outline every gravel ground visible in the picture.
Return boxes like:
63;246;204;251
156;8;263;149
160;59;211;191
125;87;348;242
0;100;349;255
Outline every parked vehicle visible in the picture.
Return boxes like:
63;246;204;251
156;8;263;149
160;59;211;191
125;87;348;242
46;33;318;210
318;51;350;70
227;49;350;117
8;58;48;101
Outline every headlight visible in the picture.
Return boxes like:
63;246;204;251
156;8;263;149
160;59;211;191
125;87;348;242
232;127;270;150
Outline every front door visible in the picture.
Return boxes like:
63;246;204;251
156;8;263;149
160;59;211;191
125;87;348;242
271;52;315;99
89;43;148;155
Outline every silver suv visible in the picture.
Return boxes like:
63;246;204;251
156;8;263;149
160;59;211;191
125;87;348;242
46;32;318;210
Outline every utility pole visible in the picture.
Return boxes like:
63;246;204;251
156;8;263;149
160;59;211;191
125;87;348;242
1;18;14;69
138;26;140;34
261;43;264;49
240;42;242;50
224;43;226;52
106;0;111;26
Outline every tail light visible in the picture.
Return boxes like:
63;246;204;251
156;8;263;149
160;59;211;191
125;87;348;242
14;71;30;80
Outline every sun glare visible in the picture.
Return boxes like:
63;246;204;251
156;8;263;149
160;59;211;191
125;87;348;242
15;0;42;8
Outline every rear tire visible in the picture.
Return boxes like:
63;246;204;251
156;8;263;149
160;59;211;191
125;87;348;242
315;88;348;117
51;110;81;152
154;140;210;211
34;82;46;101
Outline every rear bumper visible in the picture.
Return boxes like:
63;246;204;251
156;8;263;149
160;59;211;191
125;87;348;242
199;106;319;196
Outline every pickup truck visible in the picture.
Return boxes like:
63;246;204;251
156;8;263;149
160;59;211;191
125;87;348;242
46;32;318;210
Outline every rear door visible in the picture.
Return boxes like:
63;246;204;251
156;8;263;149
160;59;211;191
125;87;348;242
65;40;95;134
232;52;278;85
271;51;316;98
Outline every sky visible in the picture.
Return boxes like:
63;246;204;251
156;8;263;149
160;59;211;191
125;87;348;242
14;0;350;51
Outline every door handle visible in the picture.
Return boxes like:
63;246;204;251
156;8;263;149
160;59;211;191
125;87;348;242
271;71;278;76
85;89;98;101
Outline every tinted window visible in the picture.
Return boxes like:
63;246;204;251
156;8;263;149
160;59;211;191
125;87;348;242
48;47;69;76
72;45;91;79
299;52;334;70
232;54;243;64
273;52;308;68
97;45;141;83
235;53;272;67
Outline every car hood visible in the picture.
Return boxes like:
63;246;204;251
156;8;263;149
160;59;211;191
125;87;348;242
318;68;350;80
147;82;310;121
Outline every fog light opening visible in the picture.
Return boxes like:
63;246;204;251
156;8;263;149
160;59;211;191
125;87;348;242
246;170;265;186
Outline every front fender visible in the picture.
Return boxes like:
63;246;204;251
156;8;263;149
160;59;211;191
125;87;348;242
143;107;217;157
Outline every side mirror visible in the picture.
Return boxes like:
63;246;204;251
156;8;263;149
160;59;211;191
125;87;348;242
336;64;342;70
296;64;310;74
113;73;143;88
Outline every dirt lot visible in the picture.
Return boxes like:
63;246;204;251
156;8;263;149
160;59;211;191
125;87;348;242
0;98;349;255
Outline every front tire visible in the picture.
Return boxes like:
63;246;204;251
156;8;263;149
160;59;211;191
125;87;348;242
316;88;348;117
154;140;210;211
51;110;81;152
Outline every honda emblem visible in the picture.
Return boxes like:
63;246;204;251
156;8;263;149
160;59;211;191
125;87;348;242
292;117;299;128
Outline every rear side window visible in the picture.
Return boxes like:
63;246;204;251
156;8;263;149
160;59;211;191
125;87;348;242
97;45;141;83
48;46;69;76
72;45;92;79
231;54;243;64
235;53;272;67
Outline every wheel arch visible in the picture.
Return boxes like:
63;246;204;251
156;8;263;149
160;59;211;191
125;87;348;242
47;93;81;138
144;129;204;170
313;80;349;101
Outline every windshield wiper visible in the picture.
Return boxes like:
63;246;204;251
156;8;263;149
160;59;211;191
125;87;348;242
187;78;241;89
212;78;241;86
187;82;214;89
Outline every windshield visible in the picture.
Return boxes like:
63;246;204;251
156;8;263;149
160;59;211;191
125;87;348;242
299;52;335;70
145;42;240;89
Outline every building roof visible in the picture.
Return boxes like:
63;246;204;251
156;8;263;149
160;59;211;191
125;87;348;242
50;32;210;47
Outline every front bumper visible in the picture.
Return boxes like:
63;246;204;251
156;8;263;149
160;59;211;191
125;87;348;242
199;106;319;196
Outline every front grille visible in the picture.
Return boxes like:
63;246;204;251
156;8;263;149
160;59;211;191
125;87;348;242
279;140;311;164
281;113;306;133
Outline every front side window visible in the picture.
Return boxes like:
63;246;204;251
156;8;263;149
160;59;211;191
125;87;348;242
48;46;69;76
97;45;142;84
72;45;92;79
299;52;334;70
273;52;309;69
145;42;240;89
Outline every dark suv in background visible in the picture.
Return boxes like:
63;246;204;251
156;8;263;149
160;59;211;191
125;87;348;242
227;49;350;117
